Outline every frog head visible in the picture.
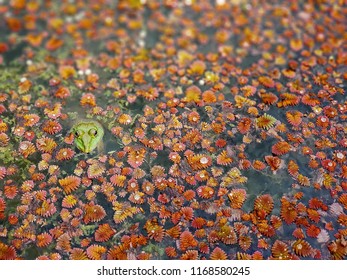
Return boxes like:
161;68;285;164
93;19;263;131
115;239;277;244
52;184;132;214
71;120;104;153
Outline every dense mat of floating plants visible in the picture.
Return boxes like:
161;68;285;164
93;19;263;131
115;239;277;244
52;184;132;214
0;0;346;260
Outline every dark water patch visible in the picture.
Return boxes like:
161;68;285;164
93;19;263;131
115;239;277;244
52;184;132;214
104;137;121;154
21;245;40;260
21;243;56;260
3;41;27;65
245;137;276;158
150;150;170;167
287;151;312;177
242;169;293;215
96;193;114;218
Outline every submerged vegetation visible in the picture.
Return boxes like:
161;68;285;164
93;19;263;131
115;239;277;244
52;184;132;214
0;0;346;260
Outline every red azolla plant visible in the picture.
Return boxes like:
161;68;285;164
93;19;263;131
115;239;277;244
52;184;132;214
0;0;346;260
0;242;17;260
254;194;274;218
58;175;81;194
280;197;298;224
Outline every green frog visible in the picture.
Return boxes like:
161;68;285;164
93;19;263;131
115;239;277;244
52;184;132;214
71;119;104;153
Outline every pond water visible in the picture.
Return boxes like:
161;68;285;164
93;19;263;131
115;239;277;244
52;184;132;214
0;0;346;260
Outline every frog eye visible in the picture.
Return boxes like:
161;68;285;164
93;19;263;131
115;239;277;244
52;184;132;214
89;128;97;136
74;130;81;137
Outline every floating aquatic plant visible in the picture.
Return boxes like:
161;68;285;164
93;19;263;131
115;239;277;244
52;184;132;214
0;0;345;261
255;114;277;130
